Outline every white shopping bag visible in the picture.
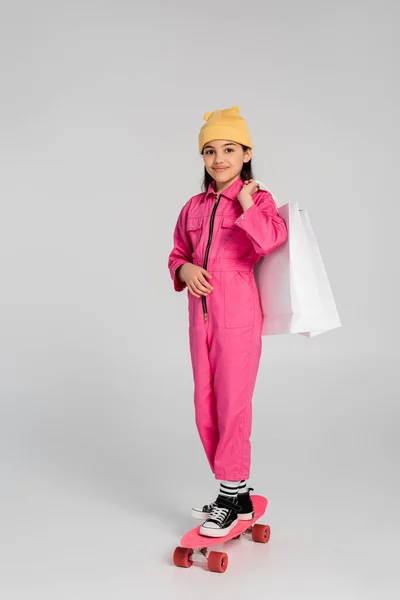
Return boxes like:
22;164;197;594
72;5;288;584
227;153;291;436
253;181;341;337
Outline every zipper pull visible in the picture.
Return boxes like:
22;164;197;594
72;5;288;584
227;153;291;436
204;312;209;323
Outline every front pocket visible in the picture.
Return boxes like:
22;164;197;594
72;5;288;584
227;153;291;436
221;216;245;251
186;217;203;252
224;270;255;328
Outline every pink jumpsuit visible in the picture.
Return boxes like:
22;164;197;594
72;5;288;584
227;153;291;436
168;177;288;481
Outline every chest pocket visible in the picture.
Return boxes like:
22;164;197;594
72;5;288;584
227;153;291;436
221;216;245;251
186;217;203;252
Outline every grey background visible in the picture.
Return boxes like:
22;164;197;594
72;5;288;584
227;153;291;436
0;0;399;597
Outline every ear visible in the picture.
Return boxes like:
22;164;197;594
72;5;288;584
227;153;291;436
243;148;252;163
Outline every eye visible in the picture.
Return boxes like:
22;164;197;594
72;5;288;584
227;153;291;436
205;149;213;155
226;148;234;152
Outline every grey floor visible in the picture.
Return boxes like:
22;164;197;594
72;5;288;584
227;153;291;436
0;356;398;599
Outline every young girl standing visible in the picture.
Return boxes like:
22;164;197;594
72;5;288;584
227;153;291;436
168;106;288;538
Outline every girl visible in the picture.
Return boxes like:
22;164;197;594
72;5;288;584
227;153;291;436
168;106;288;538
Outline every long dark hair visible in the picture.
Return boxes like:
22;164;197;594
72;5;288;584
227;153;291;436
200;145;255;192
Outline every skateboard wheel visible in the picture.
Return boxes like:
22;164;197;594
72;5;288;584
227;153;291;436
252;524;270;543
173;546;194;568
208;551;228;573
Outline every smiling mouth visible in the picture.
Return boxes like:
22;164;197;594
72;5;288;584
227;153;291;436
214;167;228;171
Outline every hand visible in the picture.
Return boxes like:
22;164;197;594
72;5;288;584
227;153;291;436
178;263;214;298
237;179;260;208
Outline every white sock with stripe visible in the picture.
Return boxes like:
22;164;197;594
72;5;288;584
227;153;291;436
219;480;240;498
238;480;248;494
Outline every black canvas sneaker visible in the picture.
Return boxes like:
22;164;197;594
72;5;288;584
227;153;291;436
199;494;240;538
191;500;217;520
236;487;255;520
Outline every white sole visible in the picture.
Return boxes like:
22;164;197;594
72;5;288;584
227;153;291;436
238;511;254;520
199;518;238;538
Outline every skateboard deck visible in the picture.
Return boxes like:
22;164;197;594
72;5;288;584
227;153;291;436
173;495;270;573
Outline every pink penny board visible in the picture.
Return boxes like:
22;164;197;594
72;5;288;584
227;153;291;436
181;495;268;549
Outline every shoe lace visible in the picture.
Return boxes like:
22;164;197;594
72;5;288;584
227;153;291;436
208;505;229;524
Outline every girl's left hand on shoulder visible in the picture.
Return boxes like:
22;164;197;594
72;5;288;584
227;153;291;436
238;179;260;206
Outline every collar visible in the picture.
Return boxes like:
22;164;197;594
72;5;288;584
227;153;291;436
204;176;244;201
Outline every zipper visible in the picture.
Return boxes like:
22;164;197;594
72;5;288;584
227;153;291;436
202;192;221;322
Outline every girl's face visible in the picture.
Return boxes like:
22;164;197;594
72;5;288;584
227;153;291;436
202;139;252;187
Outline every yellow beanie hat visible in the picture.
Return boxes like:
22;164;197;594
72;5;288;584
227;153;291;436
198;105;253;154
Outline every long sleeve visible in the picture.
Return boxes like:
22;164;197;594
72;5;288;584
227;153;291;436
234;190;288;257
168;202;192;292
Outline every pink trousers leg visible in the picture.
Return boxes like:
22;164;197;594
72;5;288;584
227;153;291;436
189;323;219;474
208;321;262;480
